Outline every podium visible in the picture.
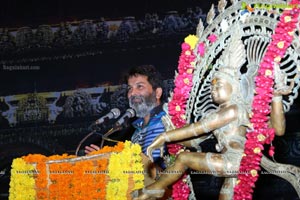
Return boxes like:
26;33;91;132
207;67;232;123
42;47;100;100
9;141;144;200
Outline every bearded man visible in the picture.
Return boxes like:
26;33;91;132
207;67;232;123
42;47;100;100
85;65;169;182
126;65;167;171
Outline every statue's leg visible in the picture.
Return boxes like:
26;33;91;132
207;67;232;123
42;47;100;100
134;152;226;200
261;155;300;198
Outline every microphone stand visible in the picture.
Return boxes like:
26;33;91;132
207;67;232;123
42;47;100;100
75;125;123;156
75;129;97;156
99;125;123;148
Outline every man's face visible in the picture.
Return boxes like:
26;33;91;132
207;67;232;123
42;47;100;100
127;74;158;118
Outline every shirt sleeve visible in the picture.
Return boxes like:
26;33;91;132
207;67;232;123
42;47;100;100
143;122;167;167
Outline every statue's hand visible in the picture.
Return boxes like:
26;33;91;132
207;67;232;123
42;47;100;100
274;64;294;96
146;134;166;162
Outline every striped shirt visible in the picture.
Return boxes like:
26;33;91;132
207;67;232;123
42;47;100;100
131;105;167;168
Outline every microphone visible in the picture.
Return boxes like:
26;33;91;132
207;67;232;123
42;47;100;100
99;108;135;148
113;108;135;128
94;108;121;125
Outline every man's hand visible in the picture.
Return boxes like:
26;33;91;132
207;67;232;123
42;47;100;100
84;144;100;155
146;134;166;162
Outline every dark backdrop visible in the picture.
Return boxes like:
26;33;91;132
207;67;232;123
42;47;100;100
0;1;299;200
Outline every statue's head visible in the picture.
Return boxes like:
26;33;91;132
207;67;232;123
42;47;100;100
211;77;233;105
212;26;247;105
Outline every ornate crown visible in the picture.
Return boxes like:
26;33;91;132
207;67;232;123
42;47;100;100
213;26;246;93
185;0;300;123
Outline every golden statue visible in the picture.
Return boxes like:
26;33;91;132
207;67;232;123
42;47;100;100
133;27;298;199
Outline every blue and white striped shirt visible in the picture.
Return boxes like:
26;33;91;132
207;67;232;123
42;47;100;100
131;105;167;168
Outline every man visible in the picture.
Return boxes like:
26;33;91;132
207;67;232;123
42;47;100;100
85;64;168;179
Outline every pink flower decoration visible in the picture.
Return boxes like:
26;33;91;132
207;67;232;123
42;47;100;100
197;42;205;56
181;42;191;51
208;34;217;43
171;174;190;200
234;2;300;199
168;35;199;199
167;144;183;155
269;146;275;157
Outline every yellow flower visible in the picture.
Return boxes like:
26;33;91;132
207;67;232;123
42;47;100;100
9;158;36;200
131;143;142;154
253;147;261;154
250;169;258;177
257;134;266;142
187;68;193;74
274;56;281;62
106;141;143;199
180;114;186;120
183;78;190;85
284;16;291;23
265;69;272;76
277;41;284;49
184;34;199;50
288;31;294;36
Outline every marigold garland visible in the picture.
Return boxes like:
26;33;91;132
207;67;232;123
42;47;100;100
106;141;143;200
234;1;300;199
9;158;36;200
9;141;144;200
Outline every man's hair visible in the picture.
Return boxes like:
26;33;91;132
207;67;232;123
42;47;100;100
125;65;163;90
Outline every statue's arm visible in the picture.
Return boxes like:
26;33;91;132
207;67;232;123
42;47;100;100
269;96;286;136
162;105;238;143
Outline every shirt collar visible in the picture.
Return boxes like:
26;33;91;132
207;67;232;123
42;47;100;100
132;104;164;128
